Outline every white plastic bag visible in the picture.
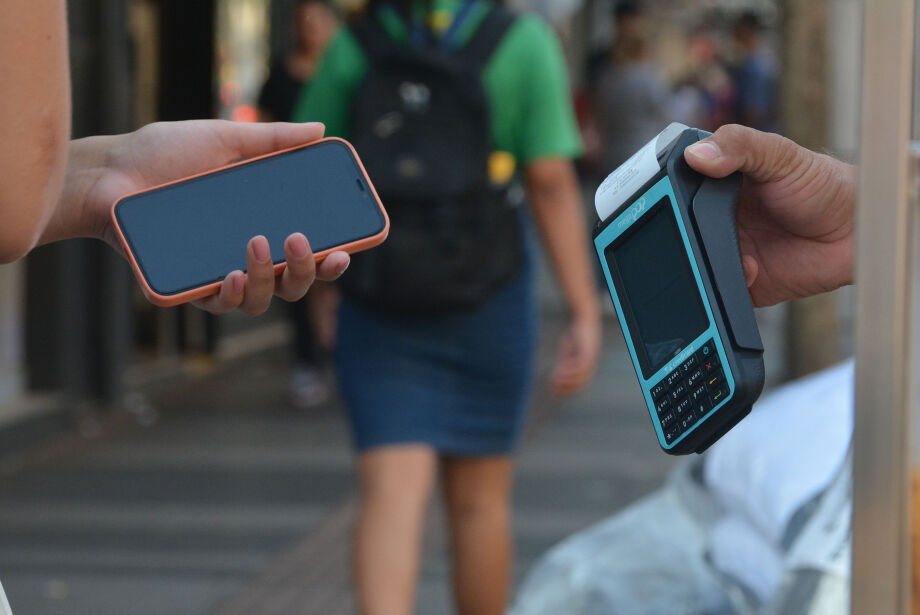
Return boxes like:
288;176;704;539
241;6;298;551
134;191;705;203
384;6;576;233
512;361;855;615
509;462;732;615
703;361;854;546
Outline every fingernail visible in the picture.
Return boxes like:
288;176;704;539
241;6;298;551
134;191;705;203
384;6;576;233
288;233;308;259
687;141;721;161
336;257;350;276
252;236;271;263
231;272;244;293
305;122;325;133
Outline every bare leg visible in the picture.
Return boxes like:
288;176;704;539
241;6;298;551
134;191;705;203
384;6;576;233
354;444;437;615
441;455;514;615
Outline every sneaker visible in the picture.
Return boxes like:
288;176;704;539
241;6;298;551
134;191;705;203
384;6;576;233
289;366;330;408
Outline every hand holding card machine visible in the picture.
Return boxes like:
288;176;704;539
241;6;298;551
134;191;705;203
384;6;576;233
593;123;764;454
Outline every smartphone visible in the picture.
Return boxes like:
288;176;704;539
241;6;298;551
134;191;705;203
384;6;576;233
111;138;389;307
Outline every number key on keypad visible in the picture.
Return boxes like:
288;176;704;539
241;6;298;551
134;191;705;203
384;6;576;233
670;382;687;402
680;353;699;375
693;401;710;420
655;396;672;416
686;366;704;389
665;371;683;388
675;396;693;416
690;385;707;403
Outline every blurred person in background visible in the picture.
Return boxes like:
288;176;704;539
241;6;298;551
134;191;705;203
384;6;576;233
584;1;648;98
593;26;671;173
258;0;340;407
730;10;777;132
1;0;350;316
680;28;734;132
258;0;338;124
293;0;602;612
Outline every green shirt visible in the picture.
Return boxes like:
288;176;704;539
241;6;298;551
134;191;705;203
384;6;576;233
292;1;582;165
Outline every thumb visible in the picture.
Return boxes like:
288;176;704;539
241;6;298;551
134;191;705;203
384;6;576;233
684;123;811;184
213;120;326;160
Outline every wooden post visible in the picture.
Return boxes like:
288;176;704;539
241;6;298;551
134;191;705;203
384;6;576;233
779;0;841;377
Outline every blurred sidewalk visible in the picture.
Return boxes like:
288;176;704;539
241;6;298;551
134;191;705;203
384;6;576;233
0;306;681;615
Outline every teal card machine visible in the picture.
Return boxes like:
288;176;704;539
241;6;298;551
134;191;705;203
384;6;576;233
594;123;764;455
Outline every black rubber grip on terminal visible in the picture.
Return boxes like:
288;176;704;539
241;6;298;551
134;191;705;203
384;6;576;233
691;175;764;352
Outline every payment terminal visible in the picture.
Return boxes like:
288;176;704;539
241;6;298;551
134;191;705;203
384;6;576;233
593;123;765;455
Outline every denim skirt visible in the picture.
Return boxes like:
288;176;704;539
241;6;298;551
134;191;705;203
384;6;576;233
334;244;538;456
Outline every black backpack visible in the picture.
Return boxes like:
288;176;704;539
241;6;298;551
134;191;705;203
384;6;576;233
340;6;522;316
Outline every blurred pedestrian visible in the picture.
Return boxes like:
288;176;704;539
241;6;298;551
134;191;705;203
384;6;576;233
293;0;602;613
730;11;777;132
258;0;340;406
584;1;648;97
578;3;649;176
258;0;338;123
684;30;734;131
593;28;671;172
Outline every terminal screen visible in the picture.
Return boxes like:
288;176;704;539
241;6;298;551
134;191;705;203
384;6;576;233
605;197;709;378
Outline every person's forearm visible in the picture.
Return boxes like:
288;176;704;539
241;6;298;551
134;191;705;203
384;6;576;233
526;160;600;321
0;0;71;262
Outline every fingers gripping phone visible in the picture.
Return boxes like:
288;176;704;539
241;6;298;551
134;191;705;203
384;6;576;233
111;138;389;307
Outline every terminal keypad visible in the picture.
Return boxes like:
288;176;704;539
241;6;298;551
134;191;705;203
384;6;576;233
651;339;728;444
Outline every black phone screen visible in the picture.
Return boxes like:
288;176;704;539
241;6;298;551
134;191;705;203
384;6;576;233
605;197;709;378
114;139;385;297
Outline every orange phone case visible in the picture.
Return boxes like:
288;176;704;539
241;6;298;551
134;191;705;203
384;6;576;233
110;137;389;308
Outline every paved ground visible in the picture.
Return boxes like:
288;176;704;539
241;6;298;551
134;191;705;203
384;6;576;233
0;290;787;615
0;306;682;615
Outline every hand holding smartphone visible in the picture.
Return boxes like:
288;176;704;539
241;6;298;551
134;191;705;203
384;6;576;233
111;137;388;307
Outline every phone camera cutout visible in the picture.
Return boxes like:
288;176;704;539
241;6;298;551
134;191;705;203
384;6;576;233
356;178;366;193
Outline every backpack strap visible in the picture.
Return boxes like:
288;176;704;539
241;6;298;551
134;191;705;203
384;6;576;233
351;4;516;68
456;6;516;71
350;14;397;64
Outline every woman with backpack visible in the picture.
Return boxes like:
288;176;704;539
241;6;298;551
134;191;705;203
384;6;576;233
293;1;602;612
